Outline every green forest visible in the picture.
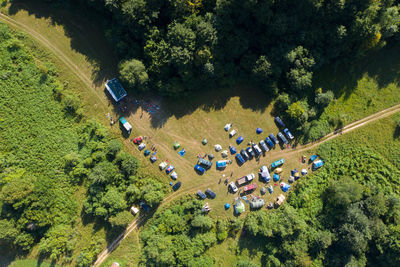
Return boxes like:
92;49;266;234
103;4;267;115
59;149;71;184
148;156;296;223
0;24;167;264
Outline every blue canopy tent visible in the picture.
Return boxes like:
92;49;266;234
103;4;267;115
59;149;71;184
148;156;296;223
236;136;244;144
224;203;230;209
105;78;127;102
280;183;291;192
256;128;263;134
309;155;318;162
273;173;280;182
230;146;237;154
178;149;186;156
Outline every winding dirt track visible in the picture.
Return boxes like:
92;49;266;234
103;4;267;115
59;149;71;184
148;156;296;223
1;12;400;267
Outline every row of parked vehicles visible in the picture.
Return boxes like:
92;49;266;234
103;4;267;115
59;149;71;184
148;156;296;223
197;188;216;199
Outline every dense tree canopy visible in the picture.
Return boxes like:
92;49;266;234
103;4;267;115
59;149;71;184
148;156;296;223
42;0;400;96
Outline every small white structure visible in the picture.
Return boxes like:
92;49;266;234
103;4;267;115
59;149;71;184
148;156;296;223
202;203;211;213
276;194;286;206
301;169;308;176
214;144;222;151
130;206;139;215
159;161;168;170
224;123;232;131
229;129;237;137
221;150;228;158
170;171;178;180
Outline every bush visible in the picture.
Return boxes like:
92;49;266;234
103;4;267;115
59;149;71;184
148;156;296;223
274;93;291;112
38;224;75;261
62;93;80;115
119;59;149;91
106;139;122;160
305;119;331;142
286;101;307;125
315;90;334;107
116;152;139;177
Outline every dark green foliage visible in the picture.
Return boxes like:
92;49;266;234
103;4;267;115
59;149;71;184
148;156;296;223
75;238;103;267
0;24;80;256
236;259;259;267
315;90;334;107
141;197;218;266
38;224;75;261
106;139;122;160
242;134;400;266
119;59;149;92
191;215;215;231
48;0;400;97
115;151;139;177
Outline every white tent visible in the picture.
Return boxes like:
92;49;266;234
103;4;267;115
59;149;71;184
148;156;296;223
224;123;232;131
214;144;222;151
229;129;237;137
221;150;228;157
159;161;167;170
130;206;139;215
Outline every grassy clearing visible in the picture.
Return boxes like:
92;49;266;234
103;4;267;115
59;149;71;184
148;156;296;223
314;43;400;127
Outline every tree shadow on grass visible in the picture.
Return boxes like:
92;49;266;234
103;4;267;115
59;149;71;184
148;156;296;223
8;0;118;87
236;232;267;258
109;84;273;130
313;42;400;101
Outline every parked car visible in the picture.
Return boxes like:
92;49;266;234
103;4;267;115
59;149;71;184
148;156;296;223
243;183;257;192
194;164;205;174
269;133;279;144
198;157;213;169
265;137;274;147
271;158;285;168
229;182;238;193
133;136;143;144
235;153;245;165
259;140;269;152
277;132;289;144
166;165;175;174
197;190;206;199
138;143;146;151
240;149;249;161
246;173;255;181
252;144;262;156
246;147;255;159
172;181;181;191
283;128;294;140
205;188;216;199
274;116;286;128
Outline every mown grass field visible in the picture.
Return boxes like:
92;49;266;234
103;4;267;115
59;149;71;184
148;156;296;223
1;1;400;266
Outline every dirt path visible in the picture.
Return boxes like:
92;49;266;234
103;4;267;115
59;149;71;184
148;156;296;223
2;11;400;267
0;12;107;110
93;104;400;267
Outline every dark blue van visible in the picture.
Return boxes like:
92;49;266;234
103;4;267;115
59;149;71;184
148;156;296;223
269;133;279;145
274;117;285;128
